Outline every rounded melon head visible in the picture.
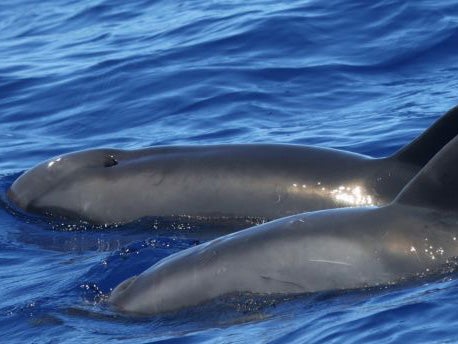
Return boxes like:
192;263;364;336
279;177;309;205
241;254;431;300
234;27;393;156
8;149;120;214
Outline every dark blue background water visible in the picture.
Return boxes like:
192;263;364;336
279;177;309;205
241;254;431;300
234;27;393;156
1;0;458;342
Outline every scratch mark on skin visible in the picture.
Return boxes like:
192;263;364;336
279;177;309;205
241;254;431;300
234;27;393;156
308;259;352;266
260;275;305;290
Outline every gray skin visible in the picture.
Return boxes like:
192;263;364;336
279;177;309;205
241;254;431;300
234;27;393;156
109;134;458;315
7;106;458;225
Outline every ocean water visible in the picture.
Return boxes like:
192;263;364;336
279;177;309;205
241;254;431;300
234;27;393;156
1;0;458;342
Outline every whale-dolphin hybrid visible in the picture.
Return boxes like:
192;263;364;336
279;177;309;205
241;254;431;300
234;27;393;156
7;106;458;225
108;133;458;315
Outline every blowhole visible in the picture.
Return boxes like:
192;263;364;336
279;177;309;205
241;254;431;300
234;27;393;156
104;156;118;168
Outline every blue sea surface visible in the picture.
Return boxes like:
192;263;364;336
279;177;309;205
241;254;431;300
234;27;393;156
1;0;458;342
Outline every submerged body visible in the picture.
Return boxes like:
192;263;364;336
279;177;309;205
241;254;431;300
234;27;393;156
7;106;458;224
109;204;458;315
109;134;458;315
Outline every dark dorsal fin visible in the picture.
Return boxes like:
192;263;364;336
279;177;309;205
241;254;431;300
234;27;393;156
393;105;458;166
395;134;458;211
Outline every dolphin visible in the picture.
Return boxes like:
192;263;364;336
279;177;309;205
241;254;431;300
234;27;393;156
108;133;458;315
7;106;458;225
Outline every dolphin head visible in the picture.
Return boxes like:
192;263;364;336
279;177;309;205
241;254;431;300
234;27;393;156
108;261;198;315
7;148;122;221
108;243;232;315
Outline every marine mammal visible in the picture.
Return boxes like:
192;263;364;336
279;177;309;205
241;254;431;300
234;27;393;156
7;106;458;225
109;134;458;315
